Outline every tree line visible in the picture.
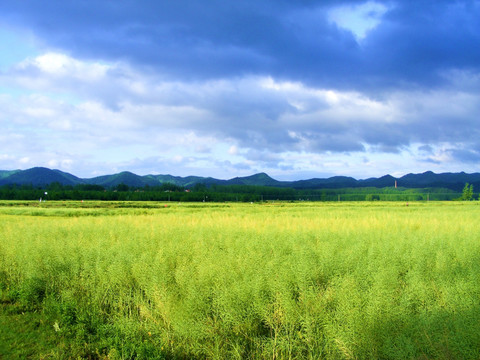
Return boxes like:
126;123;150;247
0;182;470;202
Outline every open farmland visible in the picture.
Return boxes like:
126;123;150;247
1;201;480;359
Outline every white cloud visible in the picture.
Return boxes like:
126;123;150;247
228;145;238;155
328;1;389;40
0;154;14;161
20;52;109;80
2;51;480;178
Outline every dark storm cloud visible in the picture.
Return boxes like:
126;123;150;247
418;145;434;154
360;1;480;89
448;148;480;163
2;0;479;91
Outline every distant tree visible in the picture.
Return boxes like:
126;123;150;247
159;183;184;192
115;183;129;192
47;182;64;191
75;184;105;191
462;183;473;200
193;183;207;192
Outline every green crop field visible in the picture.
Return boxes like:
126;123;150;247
1;200;480;359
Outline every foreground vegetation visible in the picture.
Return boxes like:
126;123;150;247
1;201;480;359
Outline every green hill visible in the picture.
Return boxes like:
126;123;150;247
0;167;84;186
1;167;480;191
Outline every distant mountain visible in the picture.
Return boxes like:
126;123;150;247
0;167;479;191
291;176;358;189
359;175;397;188
0;167;84;186
147;174;225;187
227;173;283;186
398;171;480;190
0;170;20;179
86;171;158;188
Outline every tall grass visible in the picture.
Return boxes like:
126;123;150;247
1;201;480;359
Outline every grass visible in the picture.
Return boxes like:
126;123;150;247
1;201;480;359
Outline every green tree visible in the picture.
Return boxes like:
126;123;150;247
115;183;129;192
193;183;207;192
462;183;473;201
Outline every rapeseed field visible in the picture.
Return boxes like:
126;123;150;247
1;201;479;359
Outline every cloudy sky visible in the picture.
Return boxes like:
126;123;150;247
1;1;480;180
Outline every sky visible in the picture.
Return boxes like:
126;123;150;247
1;0;480;180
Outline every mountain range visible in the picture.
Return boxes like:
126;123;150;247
1;167;479;191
